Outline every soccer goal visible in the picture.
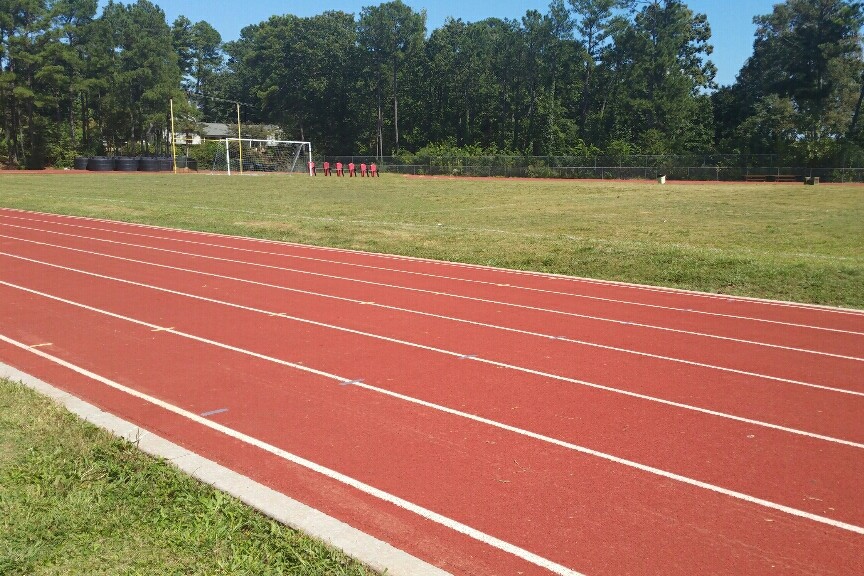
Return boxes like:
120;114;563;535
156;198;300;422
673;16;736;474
211;138;313;175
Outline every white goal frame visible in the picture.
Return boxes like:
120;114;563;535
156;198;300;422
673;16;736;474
223;138;313;175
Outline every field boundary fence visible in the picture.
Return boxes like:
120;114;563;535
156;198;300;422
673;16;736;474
321;154;864;183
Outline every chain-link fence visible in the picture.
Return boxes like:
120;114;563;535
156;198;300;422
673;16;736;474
319;154;864;183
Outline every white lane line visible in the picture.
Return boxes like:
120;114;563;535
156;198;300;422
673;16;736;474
0;333;581;576
4;236;855;397
4;207;863;319
4;213;861;333
2;264;863;451
2;228;860;362
7;237;860;396
4;210;861;325
2;320;863;540
7;206;864;316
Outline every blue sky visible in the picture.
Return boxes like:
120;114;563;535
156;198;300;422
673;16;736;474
114;0;780;86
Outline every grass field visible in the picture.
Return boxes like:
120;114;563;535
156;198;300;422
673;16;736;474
1;172;861;308
1;172;862;574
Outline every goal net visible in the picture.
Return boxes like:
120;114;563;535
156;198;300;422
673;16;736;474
211;138;313;175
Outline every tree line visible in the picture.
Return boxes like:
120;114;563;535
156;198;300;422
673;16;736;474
1;0;862;169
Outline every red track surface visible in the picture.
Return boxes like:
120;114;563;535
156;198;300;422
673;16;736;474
1;207;863;575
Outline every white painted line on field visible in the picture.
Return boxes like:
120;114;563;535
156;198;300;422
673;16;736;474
0;252;864;449
0;362;453;576
0;335;581;576
4;213;862;333
2;327;863;541
200;408;229;417
5;236;855;398
2;229;860;361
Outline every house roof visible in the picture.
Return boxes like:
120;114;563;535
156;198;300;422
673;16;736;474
201;122;282;139
202;123;232;138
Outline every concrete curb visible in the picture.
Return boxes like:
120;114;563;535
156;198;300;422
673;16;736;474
1;362;451;576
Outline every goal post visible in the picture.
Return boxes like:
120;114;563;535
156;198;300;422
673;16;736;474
212;138;313;175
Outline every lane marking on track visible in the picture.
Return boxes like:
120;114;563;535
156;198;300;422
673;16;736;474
29;343;52;348
4;208;863;319
151;326;174;332
3;213;863;331
340;379;364;387
2;229;861;361
11;206;864;315
8;215;859;330
0;252;864;448
3;236;864;391
0;333;582;576
2;317;863;540
200;408;229;417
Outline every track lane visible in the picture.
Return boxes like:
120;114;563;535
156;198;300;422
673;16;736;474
2;250;864;529
1;229;861;398
3;240;862;437
3;209;862;336
2;285;864;576
1;225;861;391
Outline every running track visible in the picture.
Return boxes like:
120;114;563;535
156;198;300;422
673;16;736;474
1;207;862;575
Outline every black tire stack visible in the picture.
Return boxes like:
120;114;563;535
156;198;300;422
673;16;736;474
86;157;115;171
77;156;195;172
115;157;139;171
138;157;161;172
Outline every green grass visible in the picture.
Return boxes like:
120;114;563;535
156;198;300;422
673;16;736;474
0;377;376;575
1;172;862;307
